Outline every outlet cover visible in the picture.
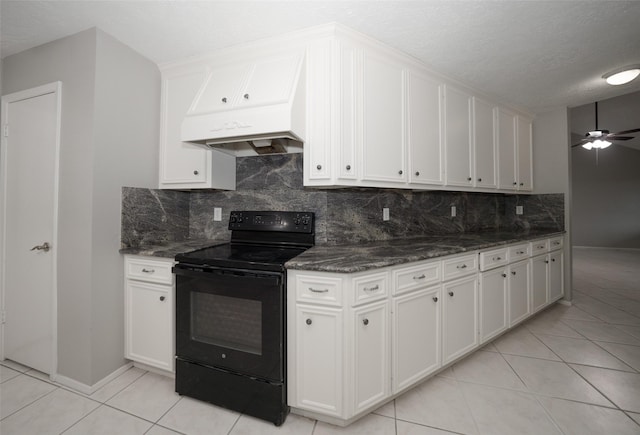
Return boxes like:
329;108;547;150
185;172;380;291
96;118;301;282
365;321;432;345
516;205;524;215
214;207;222;221
383;208;390;221
451;206;457;217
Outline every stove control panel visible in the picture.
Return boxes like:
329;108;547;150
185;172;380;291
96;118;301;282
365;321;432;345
228;211;315;233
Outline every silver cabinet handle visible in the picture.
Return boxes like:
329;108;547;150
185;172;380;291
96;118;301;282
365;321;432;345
244;93;250;100
502;273;507;278
448;291;454;297
309;287;329;293
159;296;165;301
316;164;322;170
306;318;312;325
193;170;199;175
516;250;524;255
492;256;502;261
362;318;369;326
364;285;379;292
221;97;227;103
467;177;472;181
545;260;549;264
456;264;467;269
478;177;482;182
346;165;351;170
30;242;50;252
537;245;545;249
415;171;420;176
551;258;556;262
398;170;403;175
413;274;426;280
141;268;155;274
432;296;438;302
511;271;516;276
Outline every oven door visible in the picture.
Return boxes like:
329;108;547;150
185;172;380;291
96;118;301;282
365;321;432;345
174;265;284;382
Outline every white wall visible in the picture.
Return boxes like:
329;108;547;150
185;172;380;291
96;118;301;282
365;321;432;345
1;28;159;386
532;107;573;301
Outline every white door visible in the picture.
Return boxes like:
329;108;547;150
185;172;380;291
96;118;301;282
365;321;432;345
1;82;61;375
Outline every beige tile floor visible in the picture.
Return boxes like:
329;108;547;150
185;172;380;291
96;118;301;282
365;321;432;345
1;247;639;434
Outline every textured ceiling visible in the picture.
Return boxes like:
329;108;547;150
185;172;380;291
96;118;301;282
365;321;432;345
2;1;640;113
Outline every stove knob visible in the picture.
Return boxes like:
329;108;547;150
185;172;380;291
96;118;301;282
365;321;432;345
236;216;243;223
230;215;237;223
294;218;301;225
301;217;310;225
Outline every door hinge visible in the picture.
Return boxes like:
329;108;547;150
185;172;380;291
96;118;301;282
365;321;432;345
3;124;8;137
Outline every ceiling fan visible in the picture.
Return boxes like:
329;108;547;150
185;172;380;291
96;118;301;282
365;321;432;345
572;101;640;150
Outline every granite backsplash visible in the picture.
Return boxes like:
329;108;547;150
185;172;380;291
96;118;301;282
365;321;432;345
121;154;564;249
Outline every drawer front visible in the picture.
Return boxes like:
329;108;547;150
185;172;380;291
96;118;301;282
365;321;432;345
508;243;530;263
352;272;389;306
443;254;478;281
296;274;343;307
549;236;564;251
126;256;174;285
479;248;509;271
393;260;441;296
530;239;549;256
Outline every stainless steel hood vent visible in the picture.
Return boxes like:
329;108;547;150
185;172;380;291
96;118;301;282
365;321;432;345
180;51;306;155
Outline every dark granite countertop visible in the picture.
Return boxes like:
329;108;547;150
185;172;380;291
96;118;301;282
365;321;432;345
285;230;565;273
119;239;228;259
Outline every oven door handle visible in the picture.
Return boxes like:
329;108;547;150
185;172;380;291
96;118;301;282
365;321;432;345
172;264;282;283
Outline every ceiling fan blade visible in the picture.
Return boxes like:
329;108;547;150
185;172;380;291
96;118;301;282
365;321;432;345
572;139;591;148
607;136;634;141
612;128;640;135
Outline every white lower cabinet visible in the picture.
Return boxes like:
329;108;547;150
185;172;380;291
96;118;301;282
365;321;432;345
124;255;175;372
508;260;531;326
294;304;344;417
442;276;478;365
287;235;564;426
531;254;549;313
392;285;441;393
479;267;508;343
531;240;565;312
352;301;390;414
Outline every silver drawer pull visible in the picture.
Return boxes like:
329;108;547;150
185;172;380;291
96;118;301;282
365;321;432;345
364;285;380;292
492;256;502;261
537;245;545;249
413;274;426;280
553;241;561;245
456;264;468;269
516;250;525;255
309;287;329;293
141;268;155;273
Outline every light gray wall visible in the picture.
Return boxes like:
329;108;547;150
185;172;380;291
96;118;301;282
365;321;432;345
91;29;159;381
2;28;159;386
532;107;573;300
570;91;640;249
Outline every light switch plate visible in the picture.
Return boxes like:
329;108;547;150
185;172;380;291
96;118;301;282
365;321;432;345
383;208;390;221
516;205;524;215
451;206;457;217
214;207;222;221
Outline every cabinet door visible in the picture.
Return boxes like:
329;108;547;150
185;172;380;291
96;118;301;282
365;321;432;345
548;251;564;302
479;268;508;343
337;39;359;181
516;116;533;191
530;255;548;313
442;276;478;364
125;281;173;372
190;63;249;113
407;71;443;185
473;97;497;189
361;52;406;183
392;286;441;393
241;53;304;108
496;107;517;190
443;85;473;187
294;304;344;417
159;68;210;187
509;260;530;326
353;301;389;414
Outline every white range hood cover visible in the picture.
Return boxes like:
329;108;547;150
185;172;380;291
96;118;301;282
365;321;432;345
180;51;306;154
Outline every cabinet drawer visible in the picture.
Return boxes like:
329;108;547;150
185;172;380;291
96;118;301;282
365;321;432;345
549;236;564;251
393;260;441;296
508;243;530;263
352;272;389;306
126;256;174;285
296;274;343;307
443;254;478;281
479;248;508;271
530;239;549;256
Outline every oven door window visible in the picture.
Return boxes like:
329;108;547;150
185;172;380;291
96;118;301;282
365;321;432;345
175;267;283;382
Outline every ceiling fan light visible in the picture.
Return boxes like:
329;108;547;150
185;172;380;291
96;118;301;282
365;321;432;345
582;142;593;150
603;66;640;85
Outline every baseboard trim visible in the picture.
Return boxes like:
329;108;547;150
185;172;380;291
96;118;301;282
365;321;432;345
573;246;640;252
54;361;134;395
558;299;572;306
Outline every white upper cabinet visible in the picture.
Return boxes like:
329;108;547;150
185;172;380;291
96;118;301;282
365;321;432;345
190;63;249;113
159;66;236;190
443;85;473;187
360;51;406;183
516;115;533;191
496;107;517;190
473;97;497;189
407;71;443;185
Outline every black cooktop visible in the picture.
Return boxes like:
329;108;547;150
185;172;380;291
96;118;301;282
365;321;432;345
175;211;315;272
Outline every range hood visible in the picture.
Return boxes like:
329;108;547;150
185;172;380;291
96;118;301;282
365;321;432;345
180;52;306;156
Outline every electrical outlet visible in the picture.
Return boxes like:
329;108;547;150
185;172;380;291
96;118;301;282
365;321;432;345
516;205;523;215
383;207;390;221
214;207;222;221
451;206;457;217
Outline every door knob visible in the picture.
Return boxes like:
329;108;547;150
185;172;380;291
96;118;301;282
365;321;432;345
30;242;51;252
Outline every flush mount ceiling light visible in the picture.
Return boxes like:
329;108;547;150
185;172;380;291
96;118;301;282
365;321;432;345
602;65;640;85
